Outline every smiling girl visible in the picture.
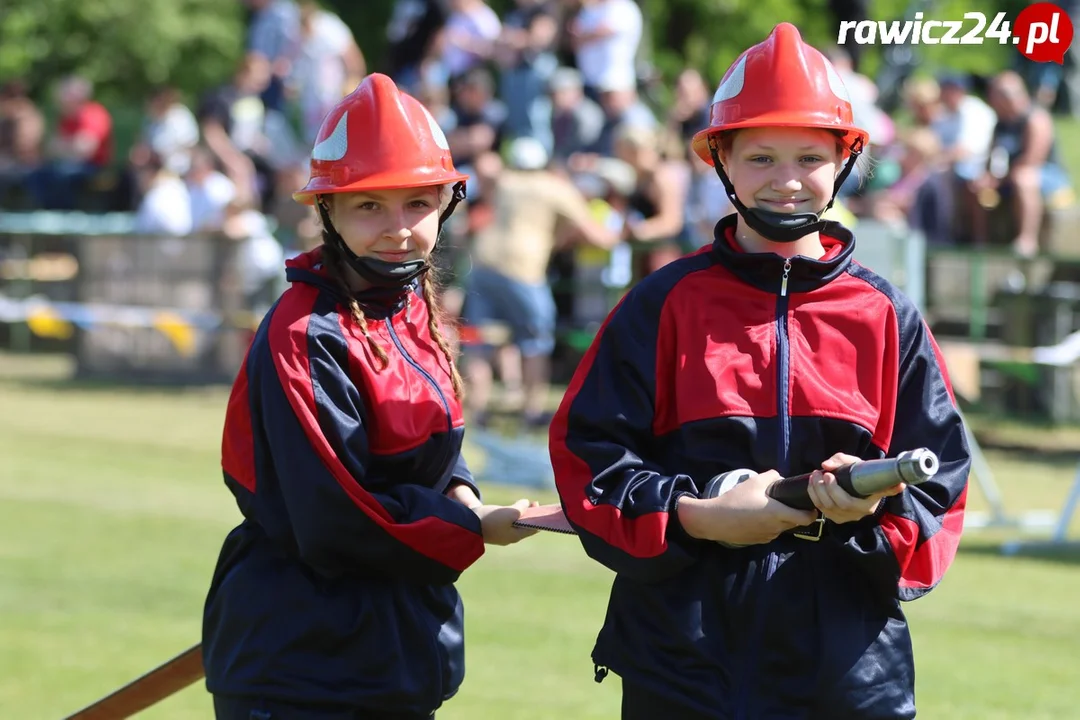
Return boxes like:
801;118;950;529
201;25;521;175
202;73;539;720
550;24;971;719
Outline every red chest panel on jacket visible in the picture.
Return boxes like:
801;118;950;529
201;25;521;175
653;266;899;449
342;294;464;455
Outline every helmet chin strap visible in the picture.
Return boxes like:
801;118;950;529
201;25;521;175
708;137;864;244
315;181;467;289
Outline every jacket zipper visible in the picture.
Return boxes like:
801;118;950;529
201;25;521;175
736;258;793;720
383;302;454;703
776;258;792;475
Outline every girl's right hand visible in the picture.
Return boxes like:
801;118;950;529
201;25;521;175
678;471;819;546
472;499;540;546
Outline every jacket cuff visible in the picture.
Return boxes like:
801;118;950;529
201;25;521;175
668;490;699;542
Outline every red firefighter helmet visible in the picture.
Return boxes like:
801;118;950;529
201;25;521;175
293;73;468;205
691;23;869;165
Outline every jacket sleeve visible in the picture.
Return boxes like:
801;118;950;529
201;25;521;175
256;305;485;585
831;300;971;602
549;284;702;583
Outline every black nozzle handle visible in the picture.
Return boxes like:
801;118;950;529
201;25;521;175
765;449;939;511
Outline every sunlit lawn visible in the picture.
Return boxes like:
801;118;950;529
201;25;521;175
0;353;1078;719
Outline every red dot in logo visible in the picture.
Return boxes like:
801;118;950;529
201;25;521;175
1014;2;1074;64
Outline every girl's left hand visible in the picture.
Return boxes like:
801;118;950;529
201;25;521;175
806;453;905;525
473;499;541;545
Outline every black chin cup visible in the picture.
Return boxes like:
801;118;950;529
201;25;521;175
708;136;864;244
351;255;428;287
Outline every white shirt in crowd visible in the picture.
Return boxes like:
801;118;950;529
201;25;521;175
188;171;237;233
291;9;357;145
442;2;502;78
574;0;642;92
134;175;192;237
145;103;200;176
227;209;286;297
932;94;997;180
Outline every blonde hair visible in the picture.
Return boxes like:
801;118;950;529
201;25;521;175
903;77;941;107
319;193;465;400
900;127;941;164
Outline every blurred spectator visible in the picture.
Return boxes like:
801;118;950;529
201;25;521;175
928;73;996;245
561;155;637;324
290;1;365;146
903;77;942;129
666;68;711;144
222;198;286;309
445;67;506;195
443;0;502;82
494;0;559;145
462;136;616;428
416;79;455;129
24;75;113;211
384;0;451;94
133;150;193;236
683;150;731;248
187;146;238;233
972;70;1073;255
121;86;200;209
569;0;643;101
270;162;314;250
547;66;604;164
612;124;688;277
863;128;953;246
934;74;996;183
243;0;301;113
588;76;656;157
198;54;303;212
0;80;44;207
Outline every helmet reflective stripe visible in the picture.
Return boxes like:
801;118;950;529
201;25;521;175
712;55;746;104
311;111;349;162
420;105;450;151
823;61;852;106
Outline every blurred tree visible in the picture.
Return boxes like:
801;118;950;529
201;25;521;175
0;0;244;106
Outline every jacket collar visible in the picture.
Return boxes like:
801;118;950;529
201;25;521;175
708;213;856;294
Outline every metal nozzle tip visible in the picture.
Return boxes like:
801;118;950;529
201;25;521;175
904;448;939;481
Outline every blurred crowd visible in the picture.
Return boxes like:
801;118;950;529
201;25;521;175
1;0;1078;426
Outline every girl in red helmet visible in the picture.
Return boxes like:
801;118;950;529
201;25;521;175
550;23;970;720
203;73;539;720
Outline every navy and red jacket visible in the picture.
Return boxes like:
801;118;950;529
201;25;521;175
203;247;485;715
550;214;971;720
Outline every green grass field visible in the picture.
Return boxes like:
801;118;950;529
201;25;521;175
1;351;1079;720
